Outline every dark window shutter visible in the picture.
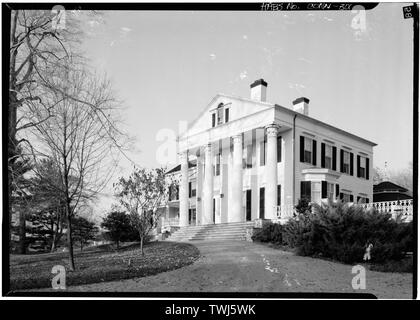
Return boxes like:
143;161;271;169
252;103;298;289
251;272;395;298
339;192;344;200
357;196;361;203
260;141;265;166
168;186;172;199
300;136;305;162
350;194;354;202
335;184;339;197
188;182;192;198
301;181;311;201
340;149;344;173
321;143;326;168
277;185;281;206
312;140;317;166
350;153;354;176
277;136;282;162
259;188;265;219
225;108;229;123
366;198;369;204
366;158;370;180
321;181;327;198
332;147;337;171
357;155;361;177
212;113;215;127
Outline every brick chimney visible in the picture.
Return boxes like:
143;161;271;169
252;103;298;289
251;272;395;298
292;97;310;116
250;79;267;102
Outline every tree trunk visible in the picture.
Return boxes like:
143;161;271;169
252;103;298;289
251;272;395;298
66;213;75;271
140;236;144;256
9;87;19;251
51;233;56;253
18;209;26;254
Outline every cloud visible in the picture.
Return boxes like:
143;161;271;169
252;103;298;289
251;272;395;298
298;57;312;64
121;27;132;33
239;70;248;80
209;53;216;61
242;35;248;40
87;20;100;28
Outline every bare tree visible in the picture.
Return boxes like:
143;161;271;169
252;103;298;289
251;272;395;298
114;167;168;255
27;66;126;270
8;9;87;252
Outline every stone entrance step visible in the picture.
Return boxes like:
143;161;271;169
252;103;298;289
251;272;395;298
164;221;254;242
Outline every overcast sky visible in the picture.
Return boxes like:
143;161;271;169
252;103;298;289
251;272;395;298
78;3;414;213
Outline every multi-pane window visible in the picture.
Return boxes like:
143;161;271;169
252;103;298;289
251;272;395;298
215;153;221;176
304;137;312;163
327;182;334;201
311;181;321;204
325;145;332;169
217;105;224;125
357;196;369;204
189;181;197;198
340;192;353;203
343;151;351;174
243;145;253;169
212;103;229;127
357;156;367;178
359;157;366;178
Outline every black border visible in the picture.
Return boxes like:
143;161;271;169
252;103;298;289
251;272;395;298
1;2;418;300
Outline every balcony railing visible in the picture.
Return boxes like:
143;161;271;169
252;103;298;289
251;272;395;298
360;199;413;222
161;217;180;227
274;205;296;220
274;199;413;223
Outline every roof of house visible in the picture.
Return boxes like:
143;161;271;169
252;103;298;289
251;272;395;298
180;93;377;147
165;160;197;175
373;181;409;193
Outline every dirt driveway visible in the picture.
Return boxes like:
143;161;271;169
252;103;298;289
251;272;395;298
46;241;412;298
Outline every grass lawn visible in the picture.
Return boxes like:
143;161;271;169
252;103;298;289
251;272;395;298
9;241;200;291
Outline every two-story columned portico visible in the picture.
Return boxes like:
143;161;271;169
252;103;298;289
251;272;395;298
163;79;376;228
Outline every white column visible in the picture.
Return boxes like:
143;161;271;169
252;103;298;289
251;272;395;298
230;134;244;222
265;125;278;220
203;143;214;225
179;151;189;227
196;151;203;226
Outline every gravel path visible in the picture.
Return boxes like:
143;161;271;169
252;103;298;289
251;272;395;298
38;241;412;298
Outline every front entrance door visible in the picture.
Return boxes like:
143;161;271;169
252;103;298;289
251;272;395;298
189;209;196;225
246;190;252;221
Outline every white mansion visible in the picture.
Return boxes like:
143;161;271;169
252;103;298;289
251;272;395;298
163;79;376;228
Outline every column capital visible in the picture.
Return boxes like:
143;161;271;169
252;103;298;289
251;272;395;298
231;134;243;144
265;124;279;137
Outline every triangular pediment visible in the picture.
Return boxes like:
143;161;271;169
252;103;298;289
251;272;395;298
180;94;273;139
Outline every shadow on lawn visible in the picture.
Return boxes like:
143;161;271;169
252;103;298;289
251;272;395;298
9;241;200;291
